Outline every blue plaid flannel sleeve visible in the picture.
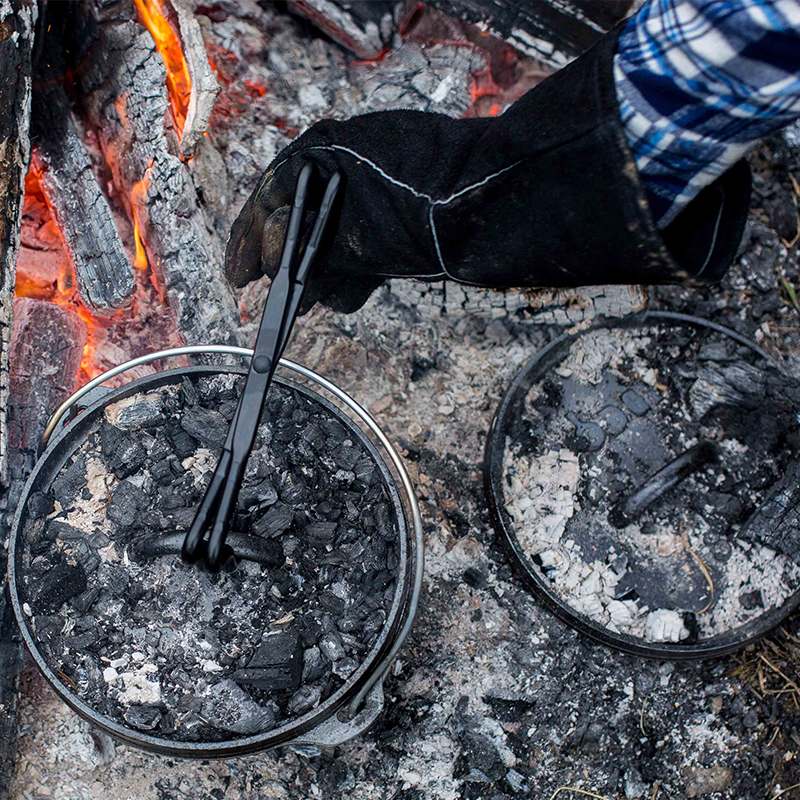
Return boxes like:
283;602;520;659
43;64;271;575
614;0;800;228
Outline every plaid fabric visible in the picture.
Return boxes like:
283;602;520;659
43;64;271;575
615;0;800;228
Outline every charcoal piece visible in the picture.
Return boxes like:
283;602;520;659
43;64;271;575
320;593;346;615
305;521;338;547
100;564;130;597
180;406;229;448
123;705;163;731
288;684;322;716
202;680;276;735
88;532;110;549
166;421;197;459
320;418;346;442
332;657;358;680
239;478;278;508
106;480;146;528
318;632;346;662
70;586;102;613
164;507;198;531
252;502;294;538
375;502;394;540
332;446;360;471
150;459;175;485
279;475;308;504
740;590;764;610
179;377;198;407
353;456;375;485
74;542;100;575
29;561;87;614
736;456;800;561
115;398;164;430
301;423;324;451
302;647;326;682
64;630;100;650
50;453;86;509
232;630;303;691
27;492;55;519
48;520;85;541
109;438;148;479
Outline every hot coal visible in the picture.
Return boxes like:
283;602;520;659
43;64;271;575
18;373;401;742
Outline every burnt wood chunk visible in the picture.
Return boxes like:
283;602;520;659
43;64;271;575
0;0;37;486
31;117;135;312
423;0;632;66
737;456;800;562
8;298;87;455
0;7;36;780
28;560;88;614
232;629;303;691
29;4;135;313
288;0;405;59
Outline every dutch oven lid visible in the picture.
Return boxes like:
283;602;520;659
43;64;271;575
485;311;800;659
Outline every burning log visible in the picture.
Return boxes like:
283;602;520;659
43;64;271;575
31;96;137;313
8;298;88;458
133;0;220;157
68;1;241;347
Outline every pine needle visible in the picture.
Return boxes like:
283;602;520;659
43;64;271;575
686;546;715;614
549;789;614;800
770;782;800;799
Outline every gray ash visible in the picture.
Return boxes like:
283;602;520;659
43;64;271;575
17;373;401;742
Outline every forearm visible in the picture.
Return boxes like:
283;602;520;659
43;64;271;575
616;0;800;227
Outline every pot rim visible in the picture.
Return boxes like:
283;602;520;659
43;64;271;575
484;310;800;660
10;352;423;757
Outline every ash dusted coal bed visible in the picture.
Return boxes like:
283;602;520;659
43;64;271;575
497;320;800;647
17;373;401;742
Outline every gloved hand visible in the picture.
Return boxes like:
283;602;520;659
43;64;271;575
226;27;751;313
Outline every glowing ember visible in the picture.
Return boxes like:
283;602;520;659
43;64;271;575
132;0;191;135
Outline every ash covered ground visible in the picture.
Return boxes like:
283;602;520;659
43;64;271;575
10;3;800;797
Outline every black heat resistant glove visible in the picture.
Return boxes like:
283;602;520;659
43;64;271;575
226;26;751;313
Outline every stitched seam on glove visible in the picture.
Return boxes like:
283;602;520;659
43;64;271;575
273;144;527;282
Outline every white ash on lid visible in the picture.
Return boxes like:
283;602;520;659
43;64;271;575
500;323;800;644
18;374;402;743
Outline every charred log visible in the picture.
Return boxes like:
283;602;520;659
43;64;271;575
0;6;36;790
0;0;37;488
169;0;221;157
31;80;136;312
287;0;407;59
8;298;88;457
423;0;633;66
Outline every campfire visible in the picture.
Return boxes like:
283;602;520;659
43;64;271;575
0;0;637;787
4;0;628;467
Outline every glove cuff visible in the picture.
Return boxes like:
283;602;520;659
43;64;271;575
437;23;752;290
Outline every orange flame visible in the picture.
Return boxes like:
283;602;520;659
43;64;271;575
130;169;152;271
132;0;191;135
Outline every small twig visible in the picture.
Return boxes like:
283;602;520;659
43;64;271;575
686;546;715;614
549;789;614;800
640;695;649;736
651;781;660;800
768;726;781;747
759;654;800;694
780;277;800;315
770;782;800;800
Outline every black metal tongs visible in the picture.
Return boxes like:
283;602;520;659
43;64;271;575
182;163;342;572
